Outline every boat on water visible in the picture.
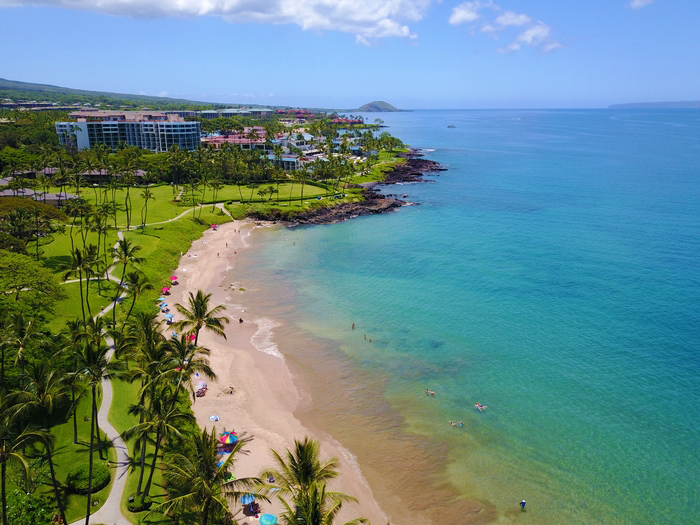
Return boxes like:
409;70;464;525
447;124;456;128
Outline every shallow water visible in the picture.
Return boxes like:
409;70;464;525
233;110;700;524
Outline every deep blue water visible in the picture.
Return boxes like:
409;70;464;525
238;110;700;523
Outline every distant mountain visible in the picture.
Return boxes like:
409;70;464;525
0;77;218;108
357;100;403;112
609;100;700;109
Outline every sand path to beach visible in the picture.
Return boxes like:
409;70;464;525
164;220;389;525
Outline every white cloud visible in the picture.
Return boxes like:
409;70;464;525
158;91;169;97
629;0;655;8
449;2;483;25
494;10;530;27
2;0;431;42
451;2;561;53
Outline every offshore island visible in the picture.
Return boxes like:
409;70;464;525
0;80;447;525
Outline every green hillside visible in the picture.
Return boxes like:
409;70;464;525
0;77;215;109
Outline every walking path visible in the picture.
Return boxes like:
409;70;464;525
68;204;228;525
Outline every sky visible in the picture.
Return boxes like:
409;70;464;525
0;0;699;109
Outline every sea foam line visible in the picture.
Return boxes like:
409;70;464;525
251;317;283;358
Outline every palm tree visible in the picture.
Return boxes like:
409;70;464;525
111;237;144;324
0;394;44;525
140;186;155;227
261;437;340;501
262;438;367;525
10;360;69;525
73;339;122;524
149;427;263;525
162;334;217;403
281;481;367;525
126;385;191;506
61;319;88;444
173;290;229;346
64;247;90;324
123;270;153;321
8;312;45;387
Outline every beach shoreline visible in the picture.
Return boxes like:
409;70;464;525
166;220;390;524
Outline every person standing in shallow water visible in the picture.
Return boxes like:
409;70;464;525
520;500;526;511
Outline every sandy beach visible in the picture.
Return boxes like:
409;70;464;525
164;220;390;525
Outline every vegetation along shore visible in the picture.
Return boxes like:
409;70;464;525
0;102;444;525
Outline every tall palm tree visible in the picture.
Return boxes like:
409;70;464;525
0;394;44;525
73;340;122;524
162;334;217;403
8;312;46;387
140;186;155;227
111;237;144;324
281;481;367;525
262;438;367;525
10;360;69;525
173;290;229;346
123;270;153;321
149;427;263;525
64;247;90;323
61;319;88;444
261;437;340;501
126;385;191;506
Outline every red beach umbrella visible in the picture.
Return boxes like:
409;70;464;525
170;276;178;281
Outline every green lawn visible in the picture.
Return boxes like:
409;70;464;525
48;279;120;332
40;385;118;523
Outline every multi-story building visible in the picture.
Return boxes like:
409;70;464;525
56;111;201;152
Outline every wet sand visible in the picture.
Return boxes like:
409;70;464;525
165;220;389;524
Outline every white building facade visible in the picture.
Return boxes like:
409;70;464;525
56;120;201;152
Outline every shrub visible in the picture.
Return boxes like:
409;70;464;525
66;463;111;494
127;495;152;512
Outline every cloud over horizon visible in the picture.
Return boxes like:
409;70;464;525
629;0;655;8
449;1;561;53
0;0;431;44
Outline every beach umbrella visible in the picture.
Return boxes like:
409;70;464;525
170;276;178;281
221;433;238;444
164;314;174;319
260;514;277;525
241;494;255;505
157;297;166;301
188;334;196;341
161;287;170;292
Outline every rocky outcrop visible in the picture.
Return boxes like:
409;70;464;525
286;189;404;225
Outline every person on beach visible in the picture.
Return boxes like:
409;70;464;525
459;421;464;427
450;421;455;427
520;500;526;511
239;318;243;323
430;390;436;397
426;389;430;396
352;323;355;330
364;334;367;340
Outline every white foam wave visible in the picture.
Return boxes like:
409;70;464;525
251;317;283;358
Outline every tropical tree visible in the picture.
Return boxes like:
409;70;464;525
262;438;367;525
0;394;44;525
8;312;45;387
73;338;122;524
123;270;153;321
140;186;155;227
173;290;229;346
162;334;216;403
149;427;263;525
125;385;191;506
111;237;144;324
10;360;69;525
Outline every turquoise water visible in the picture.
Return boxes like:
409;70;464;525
237;110;700;523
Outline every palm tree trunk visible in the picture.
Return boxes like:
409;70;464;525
78;268;86;325
135;434;147;497
85;386;96;525
44;414;67;525
72;386;79;444
93;392;103;460
0;346;4;391
141;428;161;505
2;462;8;525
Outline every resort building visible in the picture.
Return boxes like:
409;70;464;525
55;111;201;152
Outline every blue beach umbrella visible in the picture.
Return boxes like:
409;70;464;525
260;514;277;525
157;297;166;301
241;493;255;505
165;313;174;319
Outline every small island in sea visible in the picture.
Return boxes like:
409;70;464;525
357;100;405;112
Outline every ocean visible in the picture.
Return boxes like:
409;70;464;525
233;109;700;524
